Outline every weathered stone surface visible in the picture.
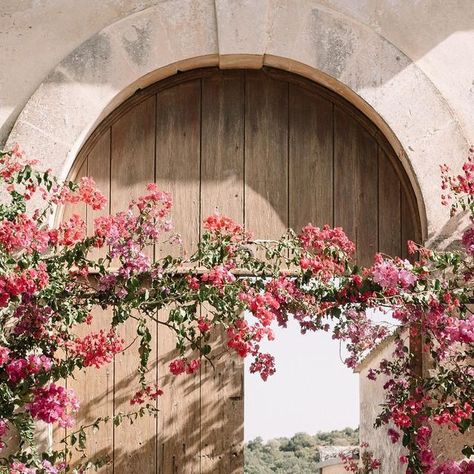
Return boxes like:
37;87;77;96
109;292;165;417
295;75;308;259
2;0;471;247
356;337;408;473
215;0;270;68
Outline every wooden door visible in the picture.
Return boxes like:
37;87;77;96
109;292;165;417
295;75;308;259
60;68;421;473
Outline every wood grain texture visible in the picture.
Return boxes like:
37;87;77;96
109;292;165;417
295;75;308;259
200;72;244;474
401;191;418;260
289;83;333;231
59;160;87;462
245;71;289;238
334;105;378;267
155;80;201;474
378;148;402;258
111;96;157;473
82;131;113;471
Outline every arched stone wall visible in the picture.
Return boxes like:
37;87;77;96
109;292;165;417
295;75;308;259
4;0;471;244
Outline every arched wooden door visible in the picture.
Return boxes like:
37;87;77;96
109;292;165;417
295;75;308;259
61;68;421;474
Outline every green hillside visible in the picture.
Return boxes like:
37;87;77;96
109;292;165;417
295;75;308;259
244;428;359;473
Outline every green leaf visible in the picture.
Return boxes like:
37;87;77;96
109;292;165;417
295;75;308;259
462;445;474;458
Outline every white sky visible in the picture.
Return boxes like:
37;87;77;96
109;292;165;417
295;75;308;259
244;317;359;441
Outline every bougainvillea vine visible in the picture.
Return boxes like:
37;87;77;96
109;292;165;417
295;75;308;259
0;145;472;473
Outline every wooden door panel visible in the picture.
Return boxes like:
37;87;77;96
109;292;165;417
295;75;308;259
334;105;378;267
200;72;245;474
155;80;202;474
111;96;157;473
245;71;289;238
63;68;420;473
379;149;402;258
289;83;333;231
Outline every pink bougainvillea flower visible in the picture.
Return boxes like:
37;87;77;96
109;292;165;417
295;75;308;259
130;384;164;405
462;226;474;255
0;418;8;449
71;329;124;369
0;347;10;366
26;384;79;428
197;317;211;333
169;358;187;375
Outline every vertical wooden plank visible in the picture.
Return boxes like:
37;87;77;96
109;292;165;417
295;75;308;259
60;159;88;224
111;97;157;473
289;84;333;231
334;106;378;267
155;81;201;474
201;72;244;221
82;131;113;471
245;71;289;239
61;159;88;464
200;72;244;474
66;133;113;471
401;191;418;259
87;130;111;259
378;149;402;258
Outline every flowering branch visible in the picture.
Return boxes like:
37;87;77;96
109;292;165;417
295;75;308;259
0;145;472;473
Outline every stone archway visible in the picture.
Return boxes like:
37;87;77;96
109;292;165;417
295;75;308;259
5;0;471;242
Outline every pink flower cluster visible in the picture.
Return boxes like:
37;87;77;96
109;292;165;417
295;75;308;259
0;214;50;254
431;460;474;473
441;148;474;207
340;446;381;473
332;309;387;369
9;462;38;474
239;291;280;327
54;214;86;246
390;394;428;429
0;418;8;449
55;177;107;211
71;328;124;369
201;264;236;291
462;227;474;255
249;353;275;381
94;212;133;245
135;183;172;216
13;303;53;339
226;318;275;380
226;320;252;357
0;346;10;365
26;384;79;428
9;460;66;474
197;317;211;333
0;264;49;307
130;384;164;405
372;256;417;290
298;224;355;281
169;358;201;376
203;213;249;240
94;186;172;276
396;300;472;361
5;354;52;383
387;428;401;444
0;144;37;182
433;403;473;430
299;224;355;256
445;315;474;345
